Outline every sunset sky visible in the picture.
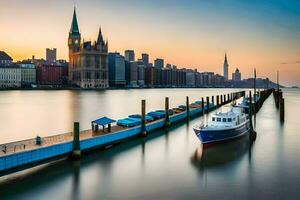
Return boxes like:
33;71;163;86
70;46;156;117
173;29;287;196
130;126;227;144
0;0;299;86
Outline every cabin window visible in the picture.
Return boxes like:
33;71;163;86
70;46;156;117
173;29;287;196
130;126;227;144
228;118;232;122
212;117;215;121
233;117;236;121
217;118;221;122
223;118;227;122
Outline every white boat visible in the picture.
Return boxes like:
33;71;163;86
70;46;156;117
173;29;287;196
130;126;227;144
193;106;250;144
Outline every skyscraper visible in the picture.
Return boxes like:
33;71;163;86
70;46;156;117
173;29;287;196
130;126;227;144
68;8;109;88
154;58;164;68
223;53;229;80
141;53;149;66
124;50;135;61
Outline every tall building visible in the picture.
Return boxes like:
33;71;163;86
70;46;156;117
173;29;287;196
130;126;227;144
232;68;241;81
223;53;229;80
124;50;135;61
68;8;109;88
141;53;149;66
46;48;57;62
125;61;138;87
154;58;164;68
108;52;126;87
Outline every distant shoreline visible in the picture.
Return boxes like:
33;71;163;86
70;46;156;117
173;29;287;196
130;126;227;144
0;86;287;91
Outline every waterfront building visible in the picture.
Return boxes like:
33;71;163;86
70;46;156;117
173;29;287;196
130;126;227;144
154;58;164;68
141;53;149;66
0;51;13;66
18;62;36;86
232;68;241;81
46;48;57;62
145;66;154;87
108;52;126;87
125;61;138;87
124;50;135;62
0;65;21;88
223;53;229;80
36;61;68;85
137;60;145;86
186;69;196;87
68;8;109;88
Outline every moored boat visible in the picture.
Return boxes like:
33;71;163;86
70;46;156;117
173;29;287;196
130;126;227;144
193;106;250;144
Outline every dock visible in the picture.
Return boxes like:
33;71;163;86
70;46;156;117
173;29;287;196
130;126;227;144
0;90;273;175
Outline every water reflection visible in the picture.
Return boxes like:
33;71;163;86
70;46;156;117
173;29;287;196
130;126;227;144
191;136;250;172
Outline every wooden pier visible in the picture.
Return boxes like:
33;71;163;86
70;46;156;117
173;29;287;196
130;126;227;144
0;90;273;176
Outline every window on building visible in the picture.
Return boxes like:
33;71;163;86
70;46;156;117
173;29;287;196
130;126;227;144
217;118;221;122
223;118;227;122
228;118;232;122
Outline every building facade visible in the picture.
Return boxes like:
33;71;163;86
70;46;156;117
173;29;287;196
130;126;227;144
68;8;108;88
36;62;68;85
0;65;21;88
19;63;36;86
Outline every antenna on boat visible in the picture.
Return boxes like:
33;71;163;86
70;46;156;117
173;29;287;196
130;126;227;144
253;68;257;128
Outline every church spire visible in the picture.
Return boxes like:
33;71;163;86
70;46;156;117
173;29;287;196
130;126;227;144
70;7;80;35
224;52;228;65
97;27;104;44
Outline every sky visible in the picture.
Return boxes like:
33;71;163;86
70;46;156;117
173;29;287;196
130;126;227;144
0;0;299;86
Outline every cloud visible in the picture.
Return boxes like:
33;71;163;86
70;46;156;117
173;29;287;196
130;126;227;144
281;61;300;65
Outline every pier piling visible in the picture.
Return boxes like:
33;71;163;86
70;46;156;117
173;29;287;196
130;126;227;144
141;100;147;137
72;122;81;159
201;97;204;115
165;97;171;127
280;98;285;122
216;95;219;107
186;96;190;120
206;96;210;113
221;95;223;105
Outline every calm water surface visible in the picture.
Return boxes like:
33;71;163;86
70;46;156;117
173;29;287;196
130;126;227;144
0;88;299;200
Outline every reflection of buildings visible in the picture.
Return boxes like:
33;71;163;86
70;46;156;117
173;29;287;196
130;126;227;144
68;8;109;88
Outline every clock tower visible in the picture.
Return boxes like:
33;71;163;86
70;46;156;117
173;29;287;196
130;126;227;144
68;7;81;53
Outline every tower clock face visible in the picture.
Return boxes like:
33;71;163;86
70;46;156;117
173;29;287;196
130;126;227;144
75;39;79;44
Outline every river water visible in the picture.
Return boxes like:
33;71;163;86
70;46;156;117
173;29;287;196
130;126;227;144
0;88;299;200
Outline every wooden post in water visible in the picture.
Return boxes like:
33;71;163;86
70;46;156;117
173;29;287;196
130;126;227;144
280;98;285;122
186;96;190;120
206;96;210;113
224;94;226;104
249;91;256;139
165;97;171;127
216;95;219;107
212;96;214;106
201;97;204;115
141;100;147;137
72;122;81;159
220;95;223;106
227;94;230;103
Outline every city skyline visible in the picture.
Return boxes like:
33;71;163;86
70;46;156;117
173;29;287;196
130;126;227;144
0;0;299;86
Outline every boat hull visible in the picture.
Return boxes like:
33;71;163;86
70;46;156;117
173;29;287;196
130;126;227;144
194;122;250;144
